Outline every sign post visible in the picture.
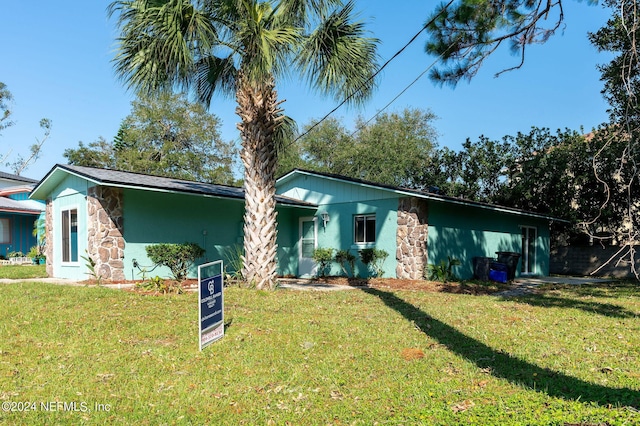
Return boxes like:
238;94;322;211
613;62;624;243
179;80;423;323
198;260;224;350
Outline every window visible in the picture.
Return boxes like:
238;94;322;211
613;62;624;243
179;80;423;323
354;214;376;244
61;209;78;263
0;218;10;244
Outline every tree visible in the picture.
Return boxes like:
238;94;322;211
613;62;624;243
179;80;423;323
63;92;237;185
0;82;14;135
424;0;582;85
280;116;354;177
453;136;512;202
353;108;439;188
8;118;52;176
0;82;51;175
109;0;379;289
282;108;439;188
63;138;116;169
587;0;640;274
589;0;640;125
423;1;640;276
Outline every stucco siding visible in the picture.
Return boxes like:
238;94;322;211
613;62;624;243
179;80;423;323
313;198;398;278
121;189;307;280
428;201;550;279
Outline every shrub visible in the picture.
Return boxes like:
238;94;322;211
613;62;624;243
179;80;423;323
359;248;388;277
312;248;334;277
335;249;356;278
427;256;461;283
145;242;205;281
136;276;184;294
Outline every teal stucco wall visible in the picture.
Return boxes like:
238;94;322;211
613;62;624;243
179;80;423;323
427;200;550;279
278;173;398;278
278;171;552;280
122;189;310;280
314;198;398;278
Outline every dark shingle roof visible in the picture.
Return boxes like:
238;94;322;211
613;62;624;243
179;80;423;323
35;164;316;208
278;168;567;222
0;171;38;184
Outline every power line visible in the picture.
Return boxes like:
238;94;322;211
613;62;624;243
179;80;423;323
348;49;452;138
284;0;455;149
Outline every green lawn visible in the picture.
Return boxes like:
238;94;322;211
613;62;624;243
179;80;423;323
0;264;47;279
0;281;638;425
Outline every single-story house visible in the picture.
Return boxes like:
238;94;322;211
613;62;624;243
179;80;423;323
30;164;561;281
0;171;45;258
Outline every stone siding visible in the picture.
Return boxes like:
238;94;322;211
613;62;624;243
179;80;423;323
396;197;428;279
87;187;125;281
550;244;640;278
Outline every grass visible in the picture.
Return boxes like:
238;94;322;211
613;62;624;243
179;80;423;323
0;264;47;279
0;281;638;425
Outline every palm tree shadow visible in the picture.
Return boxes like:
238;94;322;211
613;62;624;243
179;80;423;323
362;287;640;408
505;294;639;319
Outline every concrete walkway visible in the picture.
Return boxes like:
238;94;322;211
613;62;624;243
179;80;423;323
496;275;613;297
277;278;358;291
0;277;136;289
0;277;81;285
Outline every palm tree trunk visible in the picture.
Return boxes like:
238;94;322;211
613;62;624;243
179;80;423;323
236;73;282;290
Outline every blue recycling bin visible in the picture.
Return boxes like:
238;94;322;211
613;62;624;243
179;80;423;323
496;252;521;281
489;262;508;283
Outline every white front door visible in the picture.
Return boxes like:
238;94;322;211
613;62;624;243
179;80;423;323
298;217;317;277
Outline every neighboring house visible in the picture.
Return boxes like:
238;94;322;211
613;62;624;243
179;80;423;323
30;164;561;282
0;171;45;258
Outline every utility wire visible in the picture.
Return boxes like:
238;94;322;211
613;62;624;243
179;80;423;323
348;47;459;138
283;0;455;149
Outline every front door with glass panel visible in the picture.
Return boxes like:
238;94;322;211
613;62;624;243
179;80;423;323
298;217;317;277
521;226;537;275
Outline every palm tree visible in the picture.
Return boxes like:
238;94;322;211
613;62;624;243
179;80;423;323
109;0;379;289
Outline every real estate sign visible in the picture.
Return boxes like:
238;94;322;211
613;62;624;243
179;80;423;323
198;260;224;350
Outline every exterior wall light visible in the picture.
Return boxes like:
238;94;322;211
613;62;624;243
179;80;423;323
320;211;330;228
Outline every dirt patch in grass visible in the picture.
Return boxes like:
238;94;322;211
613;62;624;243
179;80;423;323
311;276;510;295
79;277;510;296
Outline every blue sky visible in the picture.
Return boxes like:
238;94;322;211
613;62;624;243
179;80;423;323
2;1;613;180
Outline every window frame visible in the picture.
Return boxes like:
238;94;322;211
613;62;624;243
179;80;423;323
0;217;11;245
353;214;376;246
61;207;79;264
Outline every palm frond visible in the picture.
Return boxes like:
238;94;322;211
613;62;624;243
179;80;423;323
230;0;301;83
274;0;342;27
195;54;238;104
110;0;218;94
297;0;379;105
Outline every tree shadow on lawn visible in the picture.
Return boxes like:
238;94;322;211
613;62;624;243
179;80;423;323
537;281;640;300
363;287;640;408
505;294;639;319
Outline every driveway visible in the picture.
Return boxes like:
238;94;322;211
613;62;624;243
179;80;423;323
496;275;613;297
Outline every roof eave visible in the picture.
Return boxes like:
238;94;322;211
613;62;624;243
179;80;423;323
277;169;567;222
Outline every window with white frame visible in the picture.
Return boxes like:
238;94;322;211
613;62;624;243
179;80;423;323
0;218;10;244
354;214;376;244
61;209;78;263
